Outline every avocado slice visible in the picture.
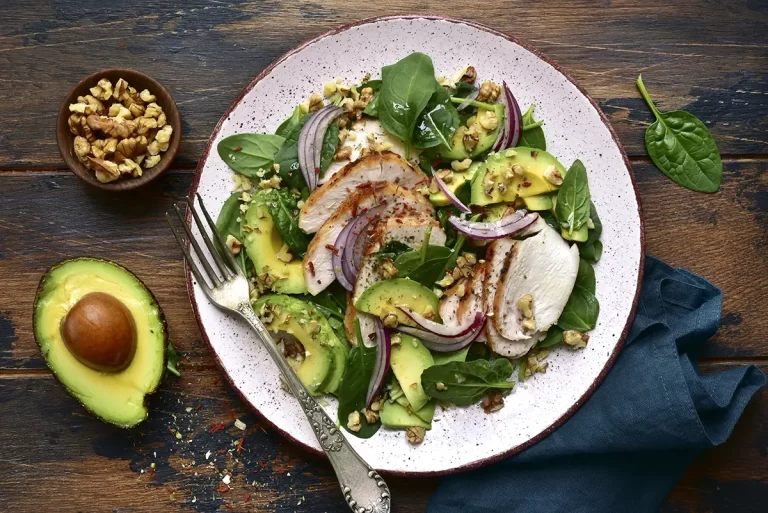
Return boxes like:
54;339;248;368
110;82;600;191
381;400;435;429
390;334;434;411
243;194;307;294
355;278;440;326
253;294;348;396
429;162;482;207
522;194;553;211
33;258;167;428
561;225;589;242
431;347;470;366
427;104;505;162
470;147;567;206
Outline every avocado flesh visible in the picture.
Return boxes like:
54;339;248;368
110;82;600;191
244;195;307;294
561;225;589;242
33;258;166;428
381;400;434;430
429;162;482;207
427;104;504;162
390;334;434;411
470;147;567;206
431;347;469;366
253;294;348;395
355;278;440;326
523;194;553;211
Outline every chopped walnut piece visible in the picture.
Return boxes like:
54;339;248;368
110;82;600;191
451;158;472;172
139;89;156;103
88;157;120;183
563;330;589;349
543;165;564;186
363;409;379;424
334;145;352;161
476;80;502;102
115;136;148;162
73;136;90;159
143;155;161;168
481;391;505;413
308;93;324;113
225;235;242;255
382;313;399;328
112;78;128;100
86;115;136;139
460;66;477;84
406;426;425;444
347;411;362;432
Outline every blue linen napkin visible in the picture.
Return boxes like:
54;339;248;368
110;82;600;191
428;256;766;513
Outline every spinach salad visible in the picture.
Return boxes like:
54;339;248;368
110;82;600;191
215;53;602;444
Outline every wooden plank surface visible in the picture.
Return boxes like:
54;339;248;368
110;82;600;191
0;1;766;512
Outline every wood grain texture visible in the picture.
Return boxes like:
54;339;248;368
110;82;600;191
0;0;766;166
0;1;767;512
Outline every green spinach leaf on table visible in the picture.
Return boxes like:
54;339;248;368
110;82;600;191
578;202;603;263
319;124;340;177
378;52;437;158
337;321;381;438
273;115;310;190
413;84;460;150
636;75;722;193
166;343;181;377
217;134;285;177
421;359;515;406
555;159;591;235
557;259;599;332
519;104;546;151
258;188;310;257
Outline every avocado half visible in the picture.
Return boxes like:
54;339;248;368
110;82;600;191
33;258;167;428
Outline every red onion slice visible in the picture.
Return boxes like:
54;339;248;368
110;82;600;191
298;106;343;191
395;311;486;353
364;316;391;407
492;94;509;152
434;175;471;214
449;210;539;241
398;306;481;338
332;205;387;291
502;81;523;148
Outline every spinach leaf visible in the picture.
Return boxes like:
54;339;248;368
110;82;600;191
578;202;603;263
518;104;546;151
436;206;460;247
557;259;599;331
273;116;310;190
319;124;340;177
413;84;460;150
394;246;451;274
337;321;381;438
637;75;722;193
404;258;451;287
538;210;560;232
258;189;310;257
166;343;181;377
217;134;285;177
275;106;304;138
537;326;563;349
378;53;437;158
452;81;475;99
298;282;348;321
215;192;247;272
555;159;591;234
362;79;382;117
376;240;412;261
421;359;515;406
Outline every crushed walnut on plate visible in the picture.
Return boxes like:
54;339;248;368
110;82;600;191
68;78;173;183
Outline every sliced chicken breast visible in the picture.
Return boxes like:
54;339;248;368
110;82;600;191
494;223;580;341
321;118;409;183
300;152;427;233
303;182;433;295
439;263;486;342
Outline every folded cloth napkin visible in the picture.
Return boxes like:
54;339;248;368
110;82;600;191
428;256;766;513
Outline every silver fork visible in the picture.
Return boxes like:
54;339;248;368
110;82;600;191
167;194;391;513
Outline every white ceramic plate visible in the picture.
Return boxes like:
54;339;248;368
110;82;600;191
188;16;644;475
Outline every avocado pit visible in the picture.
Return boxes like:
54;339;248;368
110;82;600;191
61;292;137;372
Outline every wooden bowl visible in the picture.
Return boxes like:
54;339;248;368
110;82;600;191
56;69;181;191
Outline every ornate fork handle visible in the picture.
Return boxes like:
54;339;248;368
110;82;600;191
237;302;391;513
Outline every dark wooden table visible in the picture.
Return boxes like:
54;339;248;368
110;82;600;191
1;2;766;512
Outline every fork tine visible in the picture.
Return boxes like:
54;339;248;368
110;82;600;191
166;213;213;293
186;196;234;279
173;204;222;287
196;192;244;277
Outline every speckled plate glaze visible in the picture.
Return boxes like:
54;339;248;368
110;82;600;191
188;16;644;475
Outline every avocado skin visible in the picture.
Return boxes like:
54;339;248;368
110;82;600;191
33;258;168;429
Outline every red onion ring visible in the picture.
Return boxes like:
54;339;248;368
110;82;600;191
449;210;539;241
434;174;471;214
395;310;486;353
332;205;387;291
298;106;342;191
364;316;391;407
502;81;523;148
